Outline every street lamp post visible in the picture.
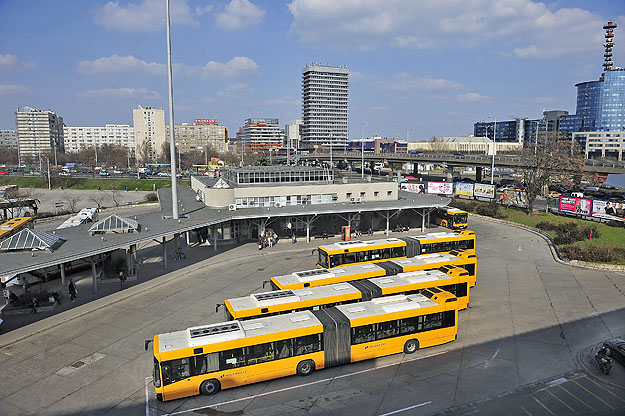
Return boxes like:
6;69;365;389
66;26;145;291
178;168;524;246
166;0;179;220
488;116;497;185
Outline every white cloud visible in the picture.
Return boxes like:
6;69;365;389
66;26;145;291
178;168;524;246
79;88;160;99
457;92;489;102
216;82;253;97
77;55;258;79
0;84;29;95
216;0;265;30
0;54;34;71
187;56;260;78
372;72;464;93
78;55;165;75
287;0;608;59
94;0;197;32
195;4;213;16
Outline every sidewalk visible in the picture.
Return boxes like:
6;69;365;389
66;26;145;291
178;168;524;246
0;229;392;345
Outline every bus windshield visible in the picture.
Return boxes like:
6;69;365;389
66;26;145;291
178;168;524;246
318;250;329;268
454;213;468;225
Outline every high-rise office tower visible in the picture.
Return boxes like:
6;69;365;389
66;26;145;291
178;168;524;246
15;107;64;165
301;63;349;149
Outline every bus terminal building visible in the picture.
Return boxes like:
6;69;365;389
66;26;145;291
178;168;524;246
1;166;451;299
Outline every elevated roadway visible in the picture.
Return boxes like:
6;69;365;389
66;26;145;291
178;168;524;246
284;152;625;175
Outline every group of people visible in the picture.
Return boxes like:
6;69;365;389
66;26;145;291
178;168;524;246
258;229;279;250
604;202;625;217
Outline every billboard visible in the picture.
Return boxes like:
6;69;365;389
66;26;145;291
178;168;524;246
454;182;474;197
474;183;495;199
427;182;454;195
559;196;592;215
503;189;528;208
194;118;218;124
400;182;426;194
591;199;625;222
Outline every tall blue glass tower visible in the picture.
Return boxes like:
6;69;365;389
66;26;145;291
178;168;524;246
560;22;625;140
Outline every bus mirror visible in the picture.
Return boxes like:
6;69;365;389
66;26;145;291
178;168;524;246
215;303;224;313
262;280;270;288
144;339;153;351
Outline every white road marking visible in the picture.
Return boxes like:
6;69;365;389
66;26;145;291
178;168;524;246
484;348;500;369
145;377;154;416
378;401;432;416
56;352;106;376
164;351;447;416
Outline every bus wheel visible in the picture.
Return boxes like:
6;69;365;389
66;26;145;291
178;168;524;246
404;339;419;354
199;379;221;396
297;360;315;376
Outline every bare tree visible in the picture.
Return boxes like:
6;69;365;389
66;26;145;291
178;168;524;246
158;140;171;164
0;146;19;165
63;192;81;213
108;187;123;207
429;136;450;153
520;133;584;214
137;140;151;166
89;192;108;210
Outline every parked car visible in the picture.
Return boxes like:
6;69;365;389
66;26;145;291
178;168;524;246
58;171;71;176
0;168;8;175
603;338;625;367
113;169;123;174
99;171;110;176
547;191;561;198
157;171;169;177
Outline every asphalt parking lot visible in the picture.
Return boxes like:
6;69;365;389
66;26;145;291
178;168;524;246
0;215;624;415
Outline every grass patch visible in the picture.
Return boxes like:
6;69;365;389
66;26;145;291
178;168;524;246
452;198;625;264
0;176;189;191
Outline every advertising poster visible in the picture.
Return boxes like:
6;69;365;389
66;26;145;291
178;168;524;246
427;182;454;195
503;189;528;208
474;183;496;199
400;182;426;194
454;182;474;197
559;196;592;215
591;199;625;222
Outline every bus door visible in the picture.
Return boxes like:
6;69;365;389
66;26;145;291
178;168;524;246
312;308;351;368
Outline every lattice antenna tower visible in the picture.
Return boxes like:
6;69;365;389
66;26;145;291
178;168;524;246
603;21;617;71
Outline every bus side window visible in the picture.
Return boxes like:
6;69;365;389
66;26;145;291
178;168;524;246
400;316;422;334
193;353;219;376
344;252;356;264
330;255;342;268
351;324;375;344
275;339;293;359
220;348;246;370
462;264;475;276
357;251;368;263
375;320;400;340
246;342;275;365
370;250;381;260
382;248;391;259
391;246;405;258
422;312;443;330
294;334;322;355
162;358;191;385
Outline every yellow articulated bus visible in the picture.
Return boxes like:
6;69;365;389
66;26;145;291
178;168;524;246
316;230;475;269
150;290;459;401
432;207;468;230
274;249;477;291
223;266;471;321
0;216;34;240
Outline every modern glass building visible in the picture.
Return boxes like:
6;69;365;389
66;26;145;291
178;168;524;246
560;69;625;134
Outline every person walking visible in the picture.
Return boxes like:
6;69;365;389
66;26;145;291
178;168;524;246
31;297;38;314
68;279;77;302
118;271;127;291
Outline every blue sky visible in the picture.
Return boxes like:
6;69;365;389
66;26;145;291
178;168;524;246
1;0;624;140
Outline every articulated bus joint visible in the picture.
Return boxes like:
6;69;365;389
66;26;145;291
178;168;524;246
144;339;153;351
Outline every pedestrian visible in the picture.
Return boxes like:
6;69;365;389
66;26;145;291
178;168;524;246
124;186;128;192
31;297;38;314
68;279;77;302
135;187;138;192
118;271;127;291
368;227;373;236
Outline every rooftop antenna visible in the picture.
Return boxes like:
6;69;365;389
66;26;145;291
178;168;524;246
603;21;617;71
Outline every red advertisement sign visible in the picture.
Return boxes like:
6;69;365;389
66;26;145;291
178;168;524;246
194;119;218;124
559;196;592;215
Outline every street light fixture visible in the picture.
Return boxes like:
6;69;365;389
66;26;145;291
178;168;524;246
488;116;497;185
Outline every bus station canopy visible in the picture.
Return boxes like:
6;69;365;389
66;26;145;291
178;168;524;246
88;214;140;235
0;228;64;252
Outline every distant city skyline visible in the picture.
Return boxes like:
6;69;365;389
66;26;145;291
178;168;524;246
0;0;624;140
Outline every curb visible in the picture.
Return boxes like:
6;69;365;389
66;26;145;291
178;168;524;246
0;245;313;349
575;347;625;391
469;213;625;272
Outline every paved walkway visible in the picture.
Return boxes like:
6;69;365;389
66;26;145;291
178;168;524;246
0;217;624;416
